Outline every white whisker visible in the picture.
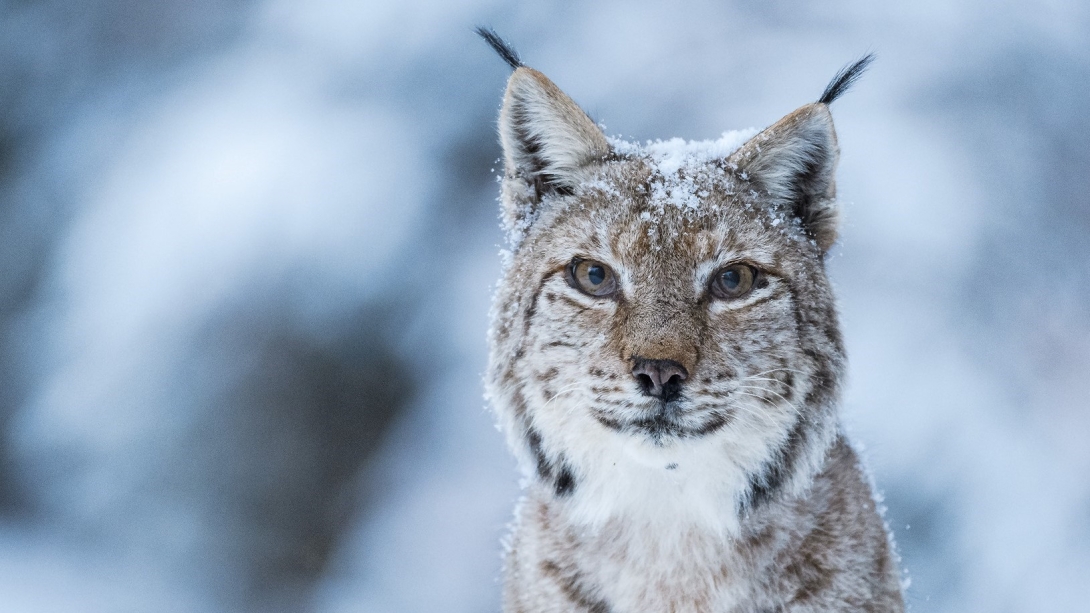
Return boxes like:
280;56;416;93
742;367;807;379
539;382;584;412
734;385;803;417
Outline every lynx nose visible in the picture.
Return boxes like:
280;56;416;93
631;357;688;402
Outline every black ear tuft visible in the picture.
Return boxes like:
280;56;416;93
476;26;522;70
818;53;875;105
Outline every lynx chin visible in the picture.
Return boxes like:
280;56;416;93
478;28;904;612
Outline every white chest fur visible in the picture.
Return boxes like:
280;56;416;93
545;492;753;612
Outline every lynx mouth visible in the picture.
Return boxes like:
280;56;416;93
591;402;729;440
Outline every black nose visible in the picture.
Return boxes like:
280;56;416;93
631;357;688;401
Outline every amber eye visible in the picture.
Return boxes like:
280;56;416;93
568;259;617;297
710;264;758;300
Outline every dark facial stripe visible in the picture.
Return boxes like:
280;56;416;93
540;560;612;613
557;294;592;312
592;412;624;432
786;280;842;410
522;268;562;335
509;385;529;422
535;367;560;383
545;339;580;348
741;413;808;514
803;358;836;408
526;426;551;480
554;465;576;497
524;426;578;498
688;412;730;436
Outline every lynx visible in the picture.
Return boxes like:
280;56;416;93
478;28;905;612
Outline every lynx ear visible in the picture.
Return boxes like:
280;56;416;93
499;67;611;198
729;103;840;251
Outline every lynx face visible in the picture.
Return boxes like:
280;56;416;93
488;66;851;522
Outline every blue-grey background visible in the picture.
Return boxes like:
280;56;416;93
0;1;1087;611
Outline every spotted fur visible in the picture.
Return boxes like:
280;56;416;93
483;49;904;612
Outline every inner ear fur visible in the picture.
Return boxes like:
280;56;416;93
728;103;840;252
499;67;610;207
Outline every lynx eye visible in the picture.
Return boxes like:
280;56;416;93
710;264;758;300
568;259;617;297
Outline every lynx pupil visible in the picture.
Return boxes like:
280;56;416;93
721;269;740;289
587;264;605;286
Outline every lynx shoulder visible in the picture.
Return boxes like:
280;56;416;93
478;28;903;612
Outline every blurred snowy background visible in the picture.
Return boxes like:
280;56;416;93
0;1;1087;611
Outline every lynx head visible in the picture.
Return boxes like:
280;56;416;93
483;34;870;528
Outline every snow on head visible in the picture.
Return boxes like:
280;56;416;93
608;128;758;212
504;129;759;249
611;128;758;177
